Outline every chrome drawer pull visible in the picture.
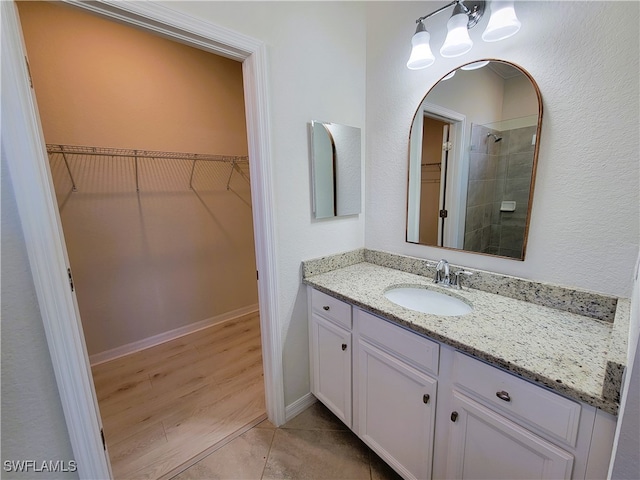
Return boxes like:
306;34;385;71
323;305;330;311
496;390;511;402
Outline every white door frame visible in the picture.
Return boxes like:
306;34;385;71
420;103;468;250
1;2;284;478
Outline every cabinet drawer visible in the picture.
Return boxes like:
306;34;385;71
356;309;439;376
453;352;581;446
311;289;352;329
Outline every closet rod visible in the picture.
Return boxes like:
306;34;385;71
46;144;248;163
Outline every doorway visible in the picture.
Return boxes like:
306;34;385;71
2;1;282;478
408;103;468;250
419;116;450;246
18;2;265;477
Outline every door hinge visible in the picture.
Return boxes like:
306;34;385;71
442;141;452;151
256;270;259;281
67;268;74;292
101;429;106;450
25;57;33;89
439;209;448;218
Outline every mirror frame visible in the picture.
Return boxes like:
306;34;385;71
406;59;543;261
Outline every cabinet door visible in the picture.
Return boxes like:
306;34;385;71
357;339;437;480
310;314;352;427
446;391;574;480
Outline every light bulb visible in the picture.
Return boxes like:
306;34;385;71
440;11;473;58
442;70;456;80
460;60;490;70
482;1;521;42
407;22;435;70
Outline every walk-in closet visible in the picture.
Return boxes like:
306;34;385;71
18;2;265;478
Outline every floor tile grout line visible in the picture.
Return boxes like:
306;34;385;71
259;427;277;480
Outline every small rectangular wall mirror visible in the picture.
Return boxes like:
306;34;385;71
310;121;362;219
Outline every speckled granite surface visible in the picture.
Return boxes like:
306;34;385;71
303;261;630;415
302;249;365;277
363;249;618;323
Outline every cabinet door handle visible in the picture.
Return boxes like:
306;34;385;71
451;411;458;422
496;390;511;402
341;343;347;351
323;305;330;311
423;394;430;404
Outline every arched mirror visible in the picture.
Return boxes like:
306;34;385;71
407;59;542;260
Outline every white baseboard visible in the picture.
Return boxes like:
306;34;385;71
89;304;259;366
285;392;317;422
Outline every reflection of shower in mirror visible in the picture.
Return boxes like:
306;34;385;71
487;133;502;142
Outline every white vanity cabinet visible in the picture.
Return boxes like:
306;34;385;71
308;289;353;427
355;309;439;480
306;287;616;480
440;351;599;480
445;391;574;479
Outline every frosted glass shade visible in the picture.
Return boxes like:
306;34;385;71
442;70;456;80
440;13;473;58
482;1;521;42
407;30;435;70
461;60;490;70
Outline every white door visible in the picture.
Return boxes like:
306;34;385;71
446;391;574;480
310;314;352;427
357;339;437;480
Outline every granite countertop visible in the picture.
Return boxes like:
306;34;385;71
303;256;630;416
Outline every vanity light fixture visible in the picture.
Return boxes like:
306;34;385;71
406;0;521;70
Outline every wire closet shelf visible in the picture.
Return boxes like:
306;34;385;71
46;144;250;192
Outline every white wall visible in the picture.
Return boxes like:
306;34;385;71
164;1;367;406
1;154;78;479
365;1;639;298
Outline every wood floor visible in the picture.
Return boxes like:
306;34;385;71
91;313;266;480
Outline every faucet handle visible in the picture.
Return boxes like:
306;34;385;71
453;270;473;289
426;261;439;282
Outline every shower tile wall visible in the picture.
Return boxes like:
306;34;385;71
464;124;536;258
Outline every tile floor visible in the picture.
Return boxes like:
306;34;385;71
171;402;403;480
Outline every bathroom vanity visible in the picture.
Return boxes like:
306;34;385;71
303;249;629;480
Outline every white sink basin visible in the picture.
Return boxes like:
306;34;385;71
384;286;472;317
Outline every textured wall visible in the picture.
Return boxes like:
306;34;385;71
365;1;639;298
1;154;77;479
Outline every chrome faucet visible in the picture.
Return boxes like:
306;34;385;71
435;259;450;286
433;259;473;289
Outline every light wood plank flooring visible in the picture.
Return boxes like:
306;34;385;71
92;313;265;480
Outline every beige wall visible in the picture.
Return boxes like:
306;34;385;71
502;74;538;123
18;1;257;355
17;1;248;155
